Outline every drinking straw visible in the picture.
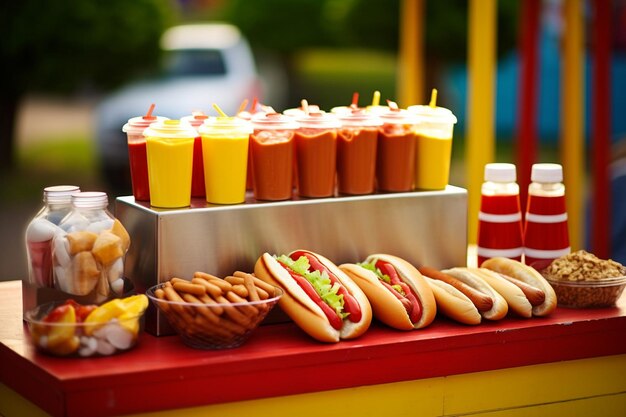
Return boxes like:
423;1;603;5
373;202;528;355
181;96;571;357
212;103;228;117
301;99;309;115
386;100;399;110
251;97;258;113
238;99;249;114
143;103;156;119
372;91;381;107
429;89;438;108
351;92;359;108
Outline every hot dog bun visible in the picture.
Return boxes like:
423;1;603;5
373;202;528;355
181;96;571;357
424;277;481;325
339;254;436;330
481;257;557;316
254;251;372;343
441;268;509;320
468;268;532;318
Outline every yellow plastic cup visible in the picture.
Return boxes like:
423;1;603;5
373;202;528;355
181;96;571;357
199;117;253;204
408;104;458;190
143;120;196;208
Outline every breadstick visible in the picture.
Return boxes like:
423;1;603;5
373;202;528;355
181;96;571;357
194;272;233;292
226;291;259;317
234;271;275;296
198;294;224;315
231;284;249;298
173;281;206;297
215;295;252;327
182;293;221;325
242;273;260;301
224;276;270;299
191;278;223;298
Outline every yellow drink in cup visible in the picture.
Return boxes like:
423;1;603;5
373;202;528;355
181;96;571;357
199;116;253;204
408;91;458;190
144;120;196;208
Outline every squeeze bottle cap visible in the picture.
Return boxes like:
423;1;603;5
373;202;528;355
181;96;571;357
531;163;563;183
484;163;517;183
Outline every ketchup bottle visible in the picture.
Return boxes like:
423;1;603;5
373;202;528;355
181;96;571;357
477;163;524;266
523;163;570;270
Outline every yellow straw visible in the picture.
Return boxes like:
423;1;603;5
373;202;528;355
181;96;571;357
237;99;249;114
372;91;381;107
429;88;438;108
212;103;228;117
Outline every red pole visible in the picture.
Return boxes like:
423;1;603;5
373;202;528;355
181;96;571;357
591;0;611;258
516;0;541;212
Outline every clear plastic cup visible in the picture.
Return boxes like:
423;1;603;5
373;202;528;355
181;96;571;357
376;108;419;192
293;111;341;198
122;115;168;201
143;120;196;208
336;108;382;195
249;113;299;201
199;117;253;204
408;104;458;190
181;112;210;198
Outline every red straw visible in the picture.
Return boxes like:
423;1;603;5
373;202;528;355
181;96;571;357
144;103;156;119
251;97;258;113
386;99;399;110
351;92;359;107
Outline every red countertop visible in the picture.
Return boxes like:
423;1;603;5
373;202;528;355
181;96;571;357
2;280;626;417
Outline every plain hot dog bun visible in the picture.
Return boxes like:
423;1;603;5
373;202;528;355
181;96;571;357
441;268;509;320
339;254;436;330
467;268;532;318
481;257;557;316
254;251;372;343
424;277;481;325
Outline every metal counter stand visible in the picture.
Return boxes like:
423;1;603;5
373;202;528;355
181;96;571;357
115;186;468;335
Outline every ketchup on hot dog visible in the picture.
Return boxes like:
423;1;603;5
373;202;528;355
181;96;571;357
375;260;422;323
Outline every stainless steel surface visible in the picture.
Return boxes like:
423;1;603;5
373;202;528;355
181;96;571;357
116;186;468;335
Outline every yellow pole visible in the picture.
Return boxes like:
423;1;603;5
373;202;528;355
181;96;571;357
398;0;424;107
466;0;497;244
562;0;585;251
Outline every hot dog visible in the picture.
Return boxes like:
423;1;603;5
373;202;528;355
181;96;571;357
466;268;533;318
480;257;557;316
418;266;493;312
254;250;372;343
423;277;481;325
339;254;436;330
441;268;509;320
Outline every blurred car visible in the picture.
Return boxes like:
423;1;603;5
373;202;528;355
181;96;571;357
95;23;261;190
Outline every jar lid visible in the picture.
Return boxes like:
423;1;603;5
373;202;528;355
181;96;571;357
531;163;563;183
198;116;253;135
485;163;517;182
122;115;168;133
407;104;458;124
251;112;299;130
71;191;108;208
143;119;197;139
43;185;80;204
336;108;382;127
294;111;341;129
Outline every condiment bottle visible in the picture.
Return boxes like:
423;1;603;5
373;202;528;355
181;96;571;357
523;163;570;270
25;185;80;288
477;163;524;266
53;192;130;303
181;112;209;199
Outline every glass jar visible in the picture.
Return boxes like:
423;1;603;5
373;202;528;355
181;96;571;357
25;185;80;288
53;192;130;303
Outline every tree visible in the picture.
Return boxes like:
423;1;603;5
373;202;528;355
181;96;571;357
0;0;174;172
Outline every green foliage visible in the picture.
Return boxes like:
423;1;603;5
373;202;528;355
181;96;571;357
0;0;176;94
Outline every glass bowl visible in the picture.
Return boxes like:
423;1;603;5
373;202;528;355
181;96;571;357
544;275;626;308
25;295;148;357
146;283;283;350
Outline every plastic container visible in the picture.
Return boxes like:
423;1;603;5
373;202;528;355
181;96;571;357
293;111;341;198
477;163;524;266
524;163;571;270
408;103;458;190
376;108;419;192
25;295;147;357
123;115;168;201
249;112;299;201
181;112;210;198
336;108;382;195
146;283;282;349
144;119;197;208
25;185;80;288
199;116;253;204
52;192;130;304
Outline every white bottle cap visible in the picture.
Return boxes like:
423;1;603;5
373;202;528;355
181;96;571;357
531;163;563;183
484;163;517;183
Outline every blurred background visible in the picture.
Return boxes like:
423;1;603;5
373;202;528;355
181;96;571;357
1;0;625;281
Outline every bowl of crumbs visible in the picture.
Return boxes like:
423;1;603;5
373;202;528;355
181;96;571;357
540;250;626;308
